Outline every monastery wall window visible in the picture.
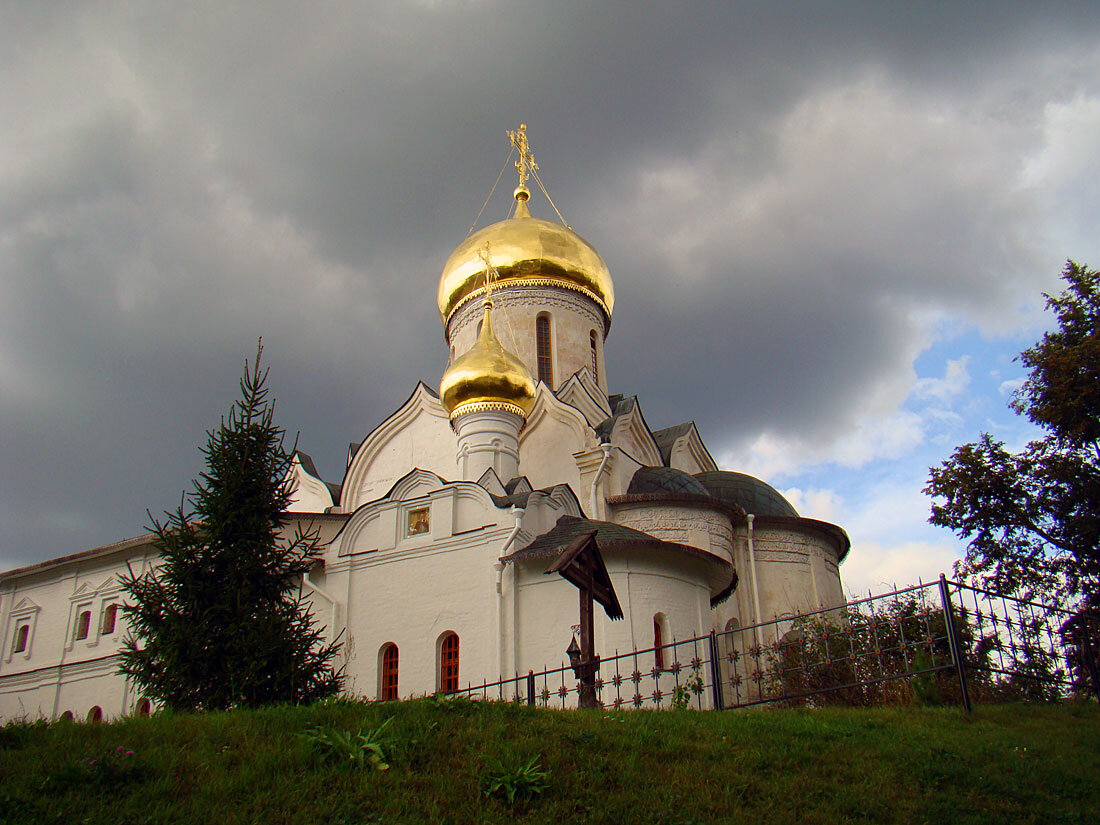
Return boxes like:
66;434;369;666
590;330;599;383
379;643;399;701
74;609;91;641
135;698;151;717
87;706;103;724
11;623;30;654
653;613;669;670
101;603;118;636
535;314;553;386
438;632;460;693
58;711;74;722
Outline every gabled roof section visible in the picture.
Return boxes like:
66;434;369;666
594;395;663;467
386;468;448;501
555;367;612;426
490;482;579;512
652;421;718;473
477;467;507;496
289;450;336;513
504;477;533;495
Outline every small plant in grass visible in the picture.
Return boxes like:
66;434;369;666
671;661;705;709
46;746;145;793
481;753;550;804
298;717;393;771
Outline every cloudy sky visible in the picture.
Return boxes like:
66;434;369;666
3;1;1098;595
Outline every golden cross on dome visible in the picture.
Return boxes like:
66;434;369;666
507;123;538;192
477;243;500;302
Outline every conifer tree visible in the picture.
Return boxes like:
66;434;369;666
119;343;342;710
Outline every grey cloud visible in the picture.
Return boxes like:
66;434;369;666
1;1;1098;567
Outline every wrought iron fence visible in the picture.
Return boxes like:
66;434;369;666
448;576;1100;711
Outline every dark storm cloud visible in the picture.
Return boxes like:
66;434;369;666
2;1;1098;567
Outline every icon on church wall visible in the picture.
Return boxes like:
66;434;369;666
408;507;430;536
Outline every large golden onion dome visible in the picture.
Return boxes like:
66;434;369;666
440;300;537;421
437;191;614;324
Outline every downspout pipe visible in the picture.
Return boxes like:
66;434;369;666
496;506;525;680
747;513;764;649
589;443;613;519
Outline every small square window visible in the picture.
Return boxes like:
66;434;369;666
407;507;430;536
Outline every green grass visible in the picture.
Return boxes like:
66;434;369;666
2;699;1098;824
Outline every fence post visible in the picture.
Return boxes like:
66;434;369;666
708;630;724;710
939;574;972;713
526;670;536;706
1081;617;1100;702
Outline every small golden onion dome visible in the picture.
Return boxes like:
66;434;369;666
437;192;614;324
439;301;537;420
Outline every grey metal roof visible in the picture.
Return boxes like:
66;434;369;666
693;471;799;518
627;466;710;497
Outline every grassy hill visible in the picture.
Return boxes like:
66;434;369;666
2;699;1097;825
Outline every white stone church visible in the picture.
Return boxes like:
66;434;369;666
0;129;849;721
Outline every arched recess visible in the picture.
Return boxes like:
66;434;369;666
653;612;670;670
87;706;103;724
379;643;399;701
437;631;460;693
535;313;553;387
135;698;151;716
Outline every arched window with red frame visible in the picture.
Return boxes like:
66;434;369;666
380;643;399;701
101;604;118;635
439;632;460;693
75;610;91;641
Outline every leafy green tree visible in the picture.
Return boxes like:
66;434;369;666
119;343;342;710
926;261;1100;608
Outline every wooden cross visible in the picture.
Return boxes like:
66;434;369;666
546;529;623;708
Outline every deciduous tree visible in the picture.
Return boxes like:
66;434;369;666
926;261;1100;609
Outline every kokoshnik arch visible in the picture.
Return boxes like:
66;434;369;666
0;125;850;719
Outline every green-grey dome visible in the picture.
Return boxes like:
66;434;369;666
628;466;710;497
693;471;798;517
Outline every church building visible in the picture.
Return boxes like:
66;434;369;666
0;126;849;720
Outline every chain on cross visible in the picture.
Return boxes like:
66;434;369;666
477;243;500;301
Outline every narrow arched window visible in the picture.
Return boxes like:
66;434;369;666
102;604;118;635
87;706;103;724
439;632;460;693
135;698;151;716
535;315;553;386
59;710;74;723
380;643;399;701
590;330;599;383
75;611;91;641
12;624;29;654
654;614;667;670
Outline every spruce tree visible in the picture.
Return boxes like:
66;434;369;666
119;343;342;710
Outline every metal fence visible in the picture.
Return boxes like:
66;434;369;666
449;575;1100;711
